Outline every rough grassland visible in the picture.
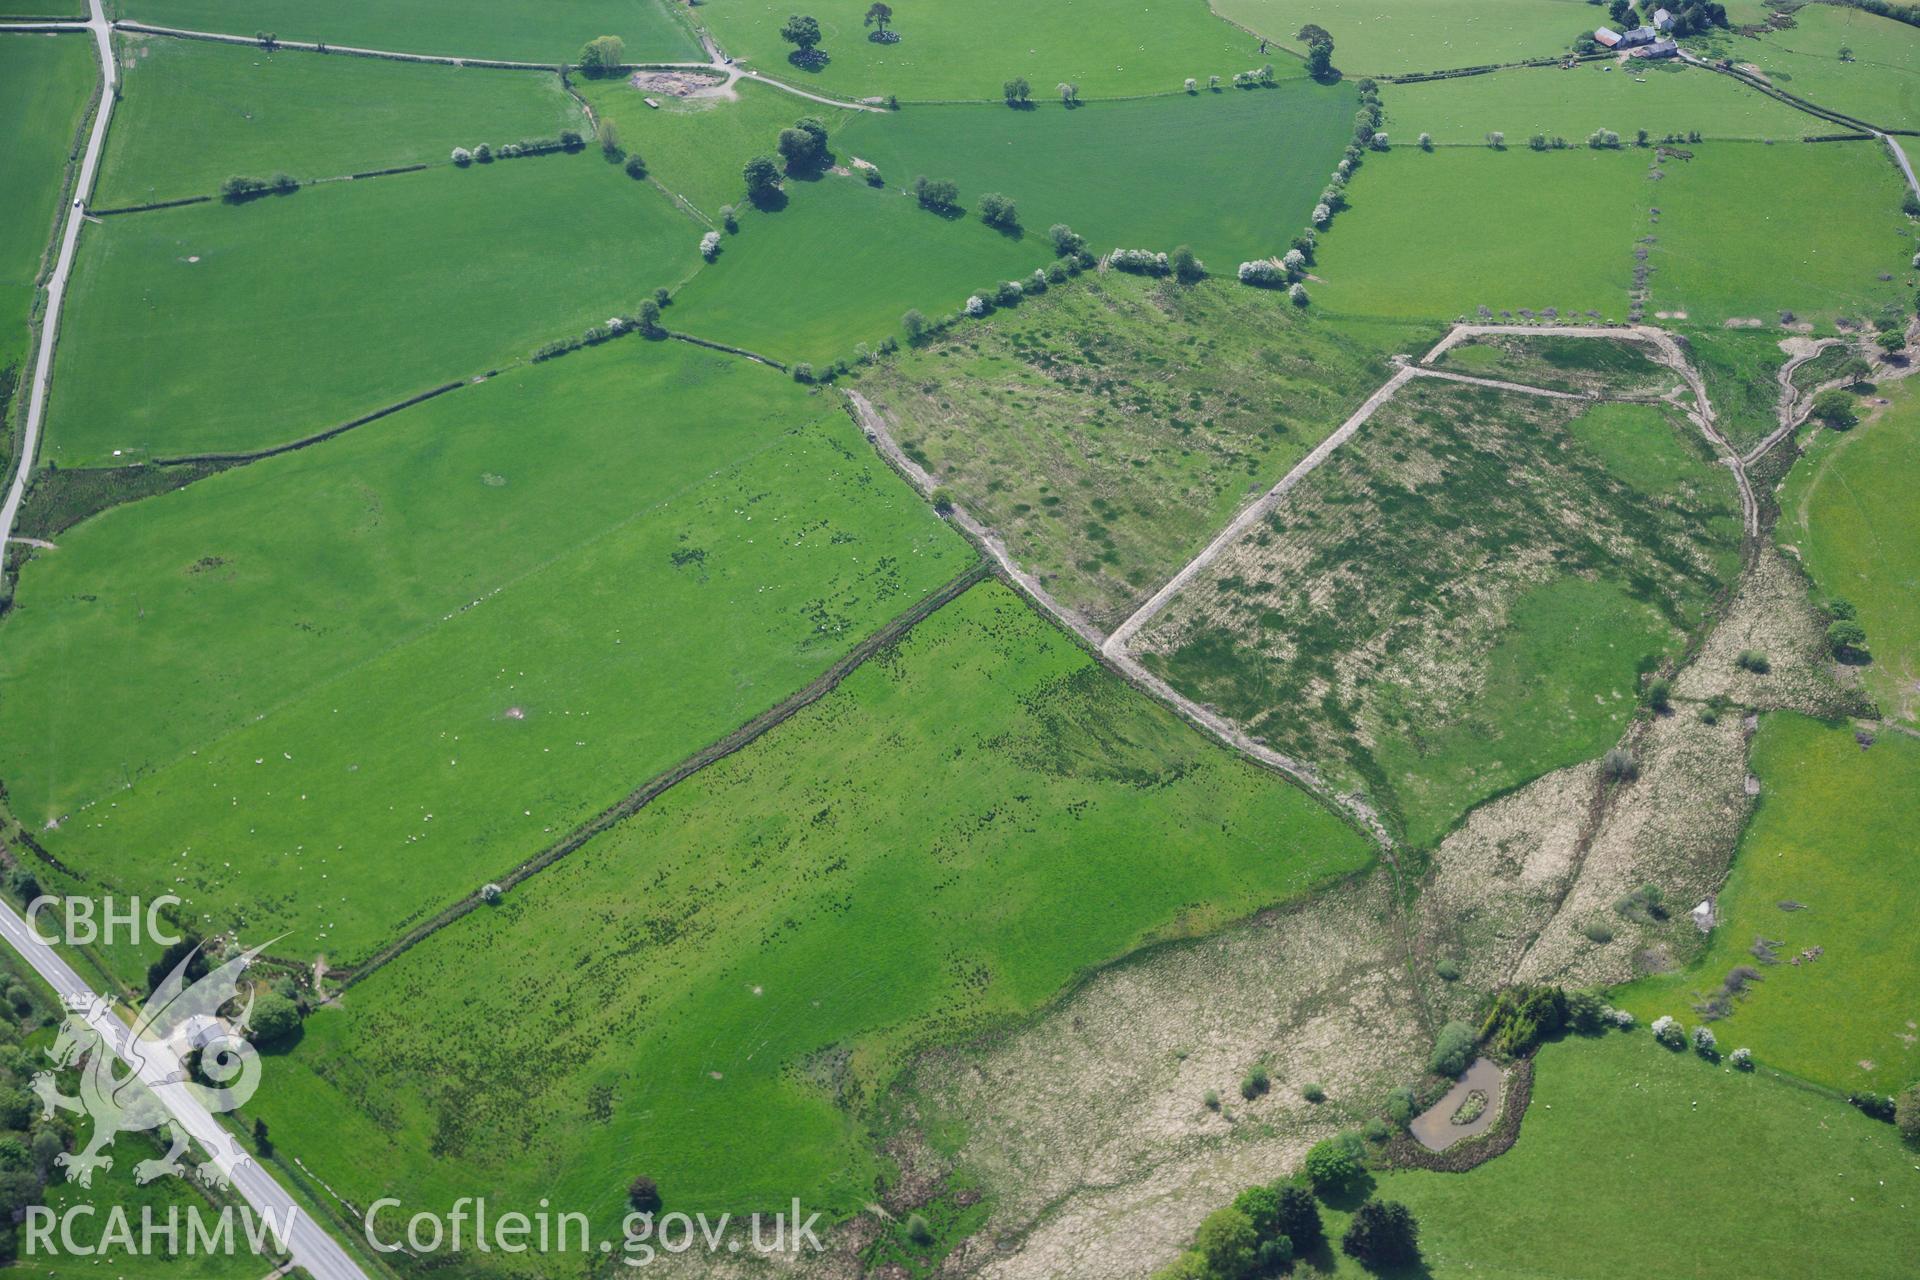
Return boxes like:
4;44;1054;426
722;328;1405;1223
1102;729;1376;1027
1617;715;1919;1095
1648;141;1912;329
1742;3;1920;132
1682;325;1791;452
1312;148;1648;320
1326;1031;1920;1278
859;275;1422;629
97;36;583;207
669;174;1048;365
1433;332;1677;397
1136;382;1743;847
1211;0;1587;76
112;0;701;64
46;156;698;465
1386;60;1825;145
0;34;96;364
833;81;1356;266
579;76;853;220
0;339;971;965
697;0;1275;101
1782;380;1920;723
250;582;1371;1241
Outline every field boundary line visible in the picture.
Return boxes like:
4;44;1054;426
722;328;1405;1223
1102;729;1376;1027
151;379;468;465
334;560;990;988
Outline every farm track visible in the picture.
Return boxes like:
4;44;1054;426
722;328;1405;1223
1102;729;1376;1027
336;560;989;989
1742;336;1855;465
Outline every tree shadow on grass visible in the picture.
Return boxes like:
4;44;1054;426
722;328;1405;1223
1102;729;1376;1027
747;187;789;213
787;49;830;72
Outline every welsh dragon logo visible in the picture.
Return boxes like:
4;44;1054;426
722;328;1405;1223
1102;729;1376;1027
31;940;274;1188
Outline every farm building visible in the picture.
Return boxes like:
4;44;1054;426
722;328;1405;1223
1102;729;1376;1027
1594;25;1621;47
1653;7;1675;29
1633;38;1680;59
1593;24;1658;49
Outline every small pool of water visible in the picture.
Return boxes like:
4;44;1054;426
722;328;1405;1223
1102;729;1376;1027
1410;1056;1506;1152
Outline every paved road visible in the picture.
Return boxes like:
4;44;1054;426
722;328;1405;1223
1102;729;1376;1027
0;901;371;1280
0;0;114;558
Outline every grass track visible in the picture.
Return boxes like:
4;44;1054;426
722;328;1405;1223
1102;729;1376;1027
111;0;702;64
97;36;584;206
0;337;972;967
1616;714;1920;1096
249;580;1372;1243
834;79;1356;266
46;155;699;465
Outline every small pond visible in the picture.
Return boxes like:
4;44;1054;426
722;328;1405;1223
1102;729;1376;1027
1410;1056;1506;1152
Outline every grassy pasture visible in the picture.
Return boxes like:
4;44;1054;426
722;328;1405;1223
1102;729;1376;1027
1647;141;1911;329
1311;148;1648;321
0;34;96;366
1434;332;1676;396
1136;382;1743;846
579;76;853;219
859;274;1423;629
1741;3;1920;132
1317;1031;1920;1278
1617;715;1920;1096
1386;60;1826;145
1210;0;1587;76
1681;325;1791;451
0;0;84;13
0;338;971;967
46;155;699;465
668;173;1047;364
111;0;701;64
97;37;583;207
250;581;1372;1237
1782;379;1920;723
833;79;1356;266
699;0;1275;101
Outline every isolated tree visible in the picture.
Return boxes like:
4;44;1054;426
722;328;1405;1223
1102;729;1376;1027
1003;75;1031;105
1194;1207;1259;1280
1812;388;1858;429
252;1117;272;1157
777;127;822;172
743;154;782;202
1057;81;1080;105
1341;1201;1420;1268
598;119;622;159
1428;1020;1476;1076
627;1175;662;1214
978;192;1018;229
1298;24;1335;80
901;308;928;342
1827;619;1869;659
1170;243;1203;282
1303;1138;1361;1196
781;14;823;57
912;175;958;211
578;34;625;77
1048;222;1084;257
864;1;892;33
248;992;301;1047
636;298;664;335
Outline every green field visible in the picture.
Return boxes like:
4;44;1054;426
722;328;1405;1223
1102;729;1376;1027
1137;384;1743;846
112;0;702;64
698;0;1274;101
860;275;1420;629
1312;147;1647;320
579;76;854;219
1783;379;1920;723
1682;325;1792;451
250;580;1372;1241
97;36;583;207
1433;332;1676;396
0;0;84;14
1618;715;1919;1096
1648;141;1911;329
834;79;1356;266
0;33;95;367
45;155;699;465
1741;3;1920;132
669;172;1049;365
1386;60;1826;145
0;338;972;967
1316;1031;1920;1278
1211;0;1588;76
